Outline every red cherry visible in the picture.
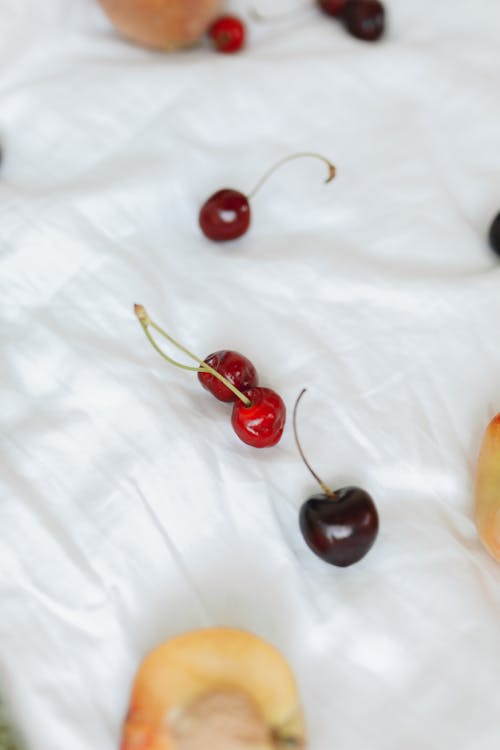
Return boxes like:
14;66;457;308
199;153;336;242
198;350;258;402
318;0;347;17
342;0;385;42
209;15;246;53
199;189;250;242
232;387;286;448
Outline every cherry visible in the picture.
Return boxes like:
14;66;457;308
134;306;285;448
293;390;379;567
198;350;258;402
232;387;286;448
199;189;250;242
318;0;347;17
199;152;336;242
208;15;246;53
342;0;385;42
489;212;500;257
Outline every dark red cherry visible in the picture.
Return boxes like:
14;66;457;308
293;389;379;567
199;153;335;242
209;15;246;53
318;0;347;17
300;487;379;567
199;189;250;242
198;350;258;402
489;212;500;257
231;387;286;448
342;0;385;41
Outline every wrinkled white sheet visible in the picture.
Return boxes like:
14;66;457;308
1;1;500;748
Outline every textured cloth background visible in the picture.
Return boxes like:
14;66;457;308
1;1;500;749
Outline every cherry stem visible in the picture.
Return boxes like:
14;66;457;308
134;305;251;406
293;389;336;498
246;152;336;201
249;1;311;23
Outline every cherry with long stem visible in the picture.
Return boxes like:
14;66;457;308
293;388;379;567
199;151;336;242
134;305;251;406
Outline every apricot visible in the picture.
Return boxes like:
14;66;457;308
121;627;306;750
98;0;224;51
475;413;500;562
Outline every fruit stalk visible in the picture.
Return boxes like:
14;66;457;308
293;389;336;498
134;305;251;406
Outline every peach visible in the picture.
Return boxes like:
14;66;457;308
475;413;500;562
98;0;224;51
121;627;306;750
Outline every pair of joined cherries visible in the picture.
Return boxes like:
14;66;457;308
199;152;336;242
134;305;285;448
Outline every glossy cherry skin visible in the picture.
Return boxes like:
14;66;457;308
232;387;286;448
199;189;251;242
299;486;379;567
318;0;347;17
198;350;258;402
209;15;246;53
489;212;500;257
342;0;385;42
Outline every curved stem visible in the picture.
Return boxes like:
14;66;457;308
134;305;251;406
247;152;336;200
249;1;311;23
293;389;335;497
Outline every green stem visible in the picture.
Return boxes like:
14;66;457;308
134;305;251;407
247;152;336;200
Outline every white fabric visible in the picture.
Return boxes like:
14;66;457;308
1;1;500;748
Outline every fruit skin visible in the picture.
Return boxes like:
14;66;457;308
489;212;500;257
475;413;500;562
300;486;379;566
121;627;306;750
232;387;286;448
98;0;224;51
199;189;250;242
198;350;258;402
209;15;246;53
318;0;347;17
342;0;385;42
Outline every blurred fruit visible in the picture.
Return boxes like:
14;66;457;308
475;413;500;562
209;15;246;53
488;212;500;257
121;628;306;750
98;0;224;50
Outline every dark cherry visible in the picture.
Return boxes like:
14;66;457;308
232;387;286;448
199;189;250;242
300;487;379;567
199;153;335;242
209;15;246;53
489;212;500;257
198;350;258;402
293;389;379;567
318;0;347;17
342;0;385;42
